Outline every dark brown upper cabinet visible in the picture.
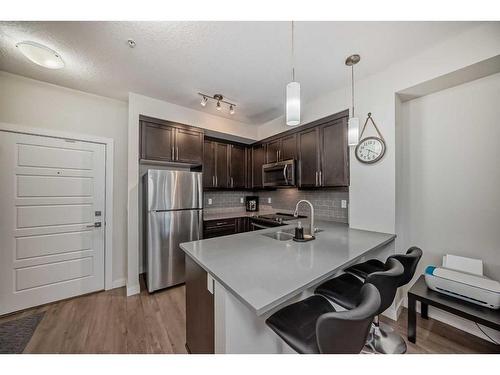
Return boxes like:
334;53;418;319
297;117;349;188
141;121;175;162
280;134;297;161
203;140;216;188
215;142;229;188
140;118;203;165
265;134;297;164
265;139;281;164
251;144;266;189
298;127;320;188
175;128;204;164
229;144;246;189
203;139;248;189
319;118;349;187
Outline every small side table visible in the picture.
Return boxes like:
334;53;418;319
407;275;500;344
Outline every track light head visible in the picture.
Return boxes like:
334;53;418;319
200;96;208;107
229;105;235;115
216;101;222;111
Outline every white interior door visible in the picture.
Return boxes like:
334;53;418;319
0;131;106;315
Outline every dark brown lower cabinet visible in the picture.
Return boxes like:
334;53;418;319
203;218;238;238
185;256;214;354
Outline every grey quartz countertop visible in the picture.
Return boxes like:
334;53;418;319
180;220;395;316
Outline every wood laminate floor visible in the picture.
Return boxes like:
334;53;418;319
1;278;498;354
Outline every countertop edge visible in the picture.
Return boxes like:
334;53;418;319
181;233;396;316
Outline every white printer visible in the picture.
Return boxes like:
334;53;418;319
424;255;500;310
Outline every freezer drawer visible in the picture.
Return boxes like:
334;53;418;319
146;209;202;292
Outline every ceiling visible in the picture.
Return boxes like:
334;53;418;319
0;21;480;125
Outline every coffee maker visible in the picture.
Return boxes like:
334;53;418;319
245;196;259;212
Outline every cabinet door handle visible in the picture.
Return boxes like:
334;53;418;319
212;175;215;187
171;146;175;160
231;177;234;188
315;171;319;186
215;175;218;186
176;147;179;160
319;170;322;186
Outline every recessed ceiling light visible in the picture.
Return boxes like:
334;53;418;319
127;39;136;48
15;41;64;69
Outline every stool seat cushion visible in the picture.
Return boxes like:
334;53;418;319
345;259;385;279
265;295;335;354
314;273;363;310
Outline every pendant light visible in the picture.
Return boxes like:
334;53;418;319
286;21;300;126
345;54;361;146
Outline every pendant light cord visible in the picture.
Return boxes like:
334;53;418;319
351;64;355;117
291;20;295;82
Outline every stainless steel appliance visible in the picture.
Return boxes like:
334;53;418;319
245;196;259;212
249;212;305;230
144;169;203;292
262;159;296;187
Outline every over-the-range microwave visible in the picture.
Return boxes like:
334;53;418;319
262;159;296;187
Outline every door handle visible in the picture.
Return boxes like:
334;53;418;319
283;164;288;185
315;171;318;186
319;170;322;186
86;222;101;228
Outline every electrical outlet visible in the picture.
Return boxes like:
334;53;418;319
341;200;347;209
268;197;272;204
240;197;244;204
208;198;213;205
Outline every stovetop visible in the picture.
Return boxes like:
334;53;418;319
253;212;307;225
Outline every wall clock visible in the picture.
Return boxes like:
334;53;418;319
355;112;386;164
355;136;386;164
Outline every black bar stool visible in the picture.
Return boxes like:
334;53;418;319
315;258;405;354
265;284;381;354
342;247;423;353
345;247;423;285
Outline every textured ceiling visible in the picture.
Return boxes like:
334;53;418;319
0;21;480;124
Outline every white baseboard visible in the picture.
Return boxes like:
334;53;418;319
126;283;141;296
111;278;127;289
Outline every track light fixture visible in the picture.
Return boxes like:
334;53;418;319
198;93;236;115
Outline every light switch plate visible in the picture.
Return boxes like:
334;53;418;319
240;197;244;204
341;200;347;208
268;197;272;204
208;198;213;205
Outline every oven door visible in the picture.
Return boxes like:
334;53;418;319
262;160;295;187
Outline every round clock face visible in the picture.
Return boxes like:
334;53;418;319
355;137;386;164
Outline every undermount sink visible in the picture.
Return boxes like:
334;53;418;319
262;228;323;241
262;231;294;241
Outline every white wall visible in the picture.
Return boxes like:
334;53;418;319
397;73;500;342
127;92;259;294
257;23;500;237
0;71;129;286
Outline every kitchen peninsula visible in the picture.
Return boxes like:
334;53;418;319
180;219;396;354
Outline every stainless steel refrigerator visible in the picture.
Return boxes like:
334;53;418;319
144;169;203;292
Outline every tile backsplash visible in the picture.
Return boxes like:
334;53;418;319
204;189;349;223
